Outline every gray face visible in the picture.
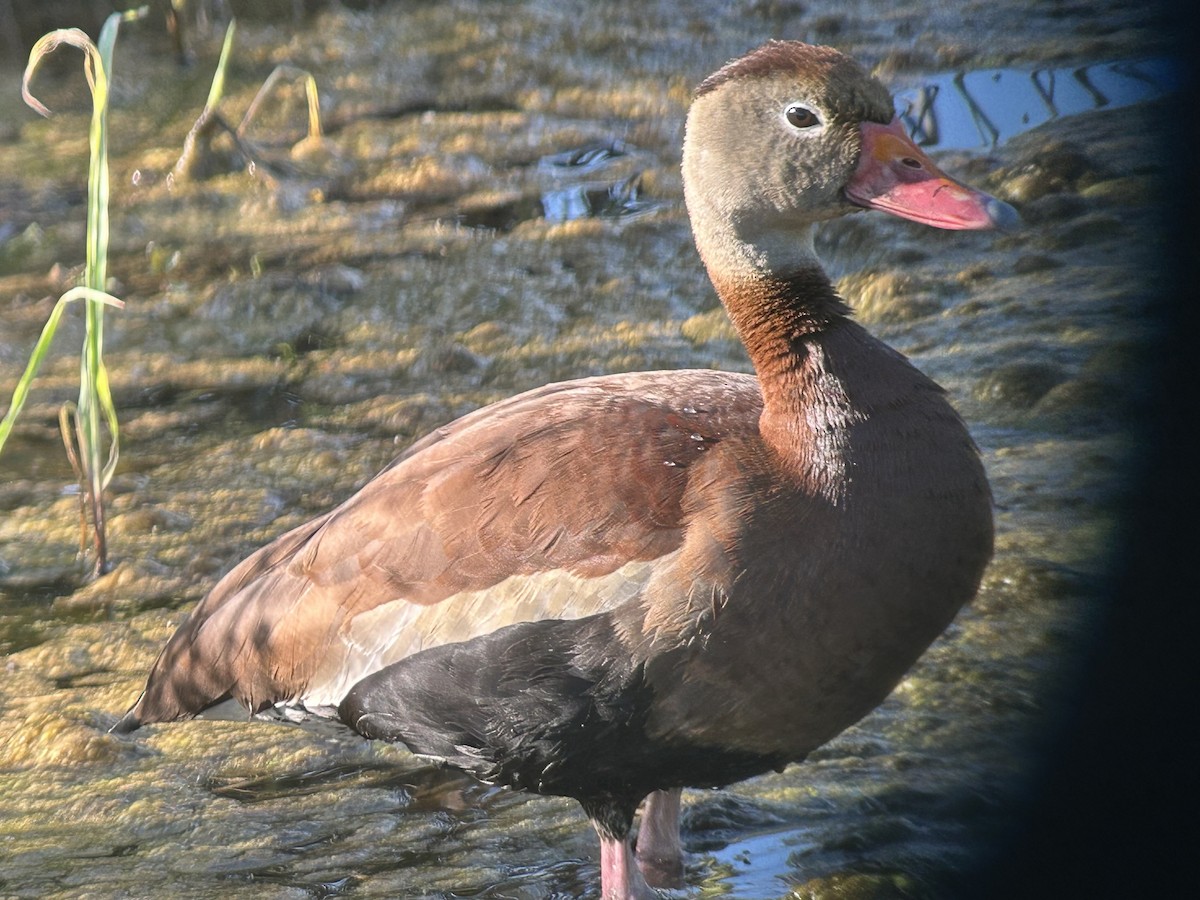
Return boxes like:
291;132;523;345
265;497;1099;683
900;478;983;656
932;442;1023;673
682;44;895;237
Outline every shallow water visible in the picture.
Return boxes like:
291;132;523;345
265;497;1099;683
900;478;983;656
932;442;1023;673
895;56;1180;150
0;1;1181;898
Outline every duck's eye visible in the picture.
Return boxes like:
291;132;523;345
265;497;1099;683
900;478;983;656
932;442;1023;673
785;106;820;129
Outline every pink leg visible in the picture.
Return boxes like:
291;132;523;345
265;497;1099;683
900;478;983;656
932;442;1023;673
635;788;684;888
597;827;658;900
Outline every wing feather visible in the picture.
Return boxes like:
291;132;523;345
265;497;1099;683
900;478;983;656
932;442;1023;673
119;370;763;727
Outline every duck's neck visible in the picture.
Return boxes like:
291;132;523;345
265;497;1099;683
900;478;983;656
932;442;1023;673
712;265;849;385
698;221;853;431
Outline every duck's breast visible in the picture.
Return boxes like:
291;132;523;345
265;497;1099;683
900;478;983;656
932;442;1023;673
635;323;993;757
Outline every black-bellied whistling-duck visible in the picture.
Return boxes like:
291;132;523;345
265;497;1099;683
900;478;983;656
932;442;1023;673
114;41;1012;899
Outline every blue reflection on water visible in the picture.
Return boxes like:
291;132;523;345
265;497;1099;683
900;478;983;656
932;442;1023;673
895;57;1182;150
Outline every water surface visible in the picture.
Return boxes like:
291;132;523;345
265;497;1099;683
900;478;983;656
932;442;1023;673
896;56;1179;149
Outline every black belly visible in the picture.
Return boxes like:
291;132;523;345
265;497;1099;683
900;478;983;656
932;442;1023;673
338;613;789;831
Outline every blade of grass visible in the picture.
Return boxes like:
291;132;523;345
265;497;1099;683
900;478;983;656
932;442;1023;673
172;19;239;183
0;288;125;453
85;10;142;511
204;18;237;114
238;64;324;142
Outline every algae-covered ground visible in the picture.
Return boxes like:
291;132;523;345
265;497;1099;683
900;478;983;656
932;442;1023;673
0;1;1188;898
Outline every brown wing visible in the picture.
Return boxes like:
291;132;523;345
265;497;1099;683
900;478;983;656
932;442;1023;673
117;370;764;727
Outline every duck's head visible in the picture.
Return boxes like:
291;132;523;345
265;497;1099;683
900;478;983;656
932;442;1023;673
682;41;1017;276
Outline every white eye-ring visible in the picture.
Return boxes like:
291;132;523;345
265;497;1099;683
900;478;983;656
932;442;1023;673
784;105;820;129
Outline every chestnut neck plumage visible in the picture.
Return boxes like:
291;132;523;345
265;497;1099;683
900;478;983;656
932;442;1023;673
697;219;858;462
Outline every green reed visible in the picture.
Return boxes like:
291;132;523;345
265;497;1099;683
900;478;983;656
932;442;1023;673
0;8;145;577
174;20;324;182
2;12;319;578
